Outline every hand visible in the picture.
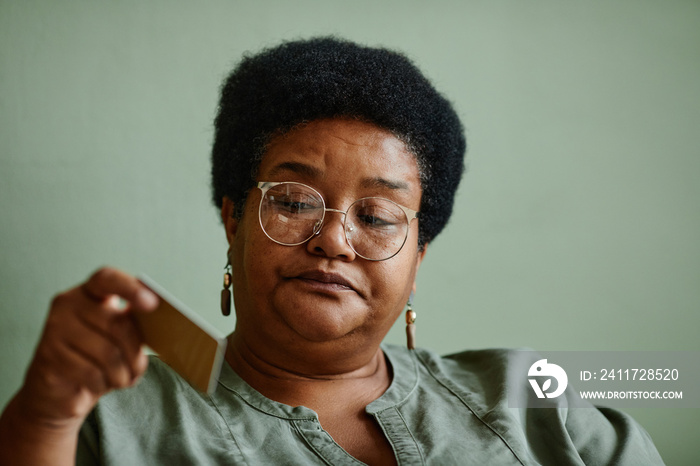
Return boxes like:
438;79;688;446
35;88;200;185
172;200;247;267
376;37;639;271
16;267;159;428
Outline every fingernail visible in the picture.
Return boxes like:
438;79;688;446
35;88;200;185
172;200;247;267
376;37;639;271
138;289;159;309
108;295;129;310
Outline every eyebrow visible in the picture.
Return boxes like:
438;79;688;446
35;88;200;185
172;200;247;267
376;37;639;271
267;161;412;191
360;177;411;191
267;161;323;178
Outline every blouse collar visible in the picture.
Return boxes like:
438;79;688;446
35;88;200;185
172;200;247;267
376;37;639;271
214;344;419;419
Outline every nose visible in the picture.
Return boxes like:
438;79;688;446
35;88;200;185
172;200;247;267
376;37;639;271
306;209;356;261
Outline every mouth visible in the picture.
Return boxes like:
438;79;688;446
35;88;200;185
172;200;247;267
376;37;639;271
292;270;358;293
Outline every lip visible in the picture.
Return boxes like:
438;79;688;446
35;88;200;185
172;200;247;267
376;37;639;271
291;270;358;293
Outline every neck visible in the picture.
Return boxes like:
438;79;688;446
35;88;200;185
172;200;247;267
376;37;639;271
225;332;392;409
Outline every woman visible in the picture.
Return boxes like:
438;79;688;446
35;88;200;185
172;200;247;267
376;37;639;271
0;37;661;465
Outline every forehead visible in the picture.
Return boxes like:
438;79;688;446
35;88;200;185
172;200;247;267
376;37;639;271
258;119;421;194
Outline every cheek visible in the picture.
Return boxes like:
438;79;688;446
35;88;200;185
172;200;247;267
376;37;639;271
238;231;277;287
231;213;276;297
369;257;417;314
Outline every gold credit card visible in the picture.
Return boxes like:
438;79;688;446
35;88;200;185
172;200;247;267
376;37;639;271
135;275;227;394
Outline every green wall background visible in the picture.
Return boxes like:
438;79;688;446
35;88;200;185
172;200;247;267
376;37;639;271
2;1;698;464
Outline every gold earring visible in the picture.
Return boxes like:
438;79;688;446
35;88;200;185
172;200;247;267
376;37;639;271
221;262;232;316
405;292;416;350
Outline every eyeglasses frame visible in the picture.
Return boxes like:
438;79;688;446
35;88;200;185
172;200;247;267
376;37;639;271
256;181;419;261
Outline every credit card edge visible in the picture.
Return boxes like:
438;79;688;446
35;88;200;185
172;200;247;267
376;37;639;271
206;338;228;394
138;274;225;340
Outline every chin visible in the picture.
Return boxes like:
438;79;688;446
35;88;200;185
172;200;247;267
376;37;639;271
274;294;368;343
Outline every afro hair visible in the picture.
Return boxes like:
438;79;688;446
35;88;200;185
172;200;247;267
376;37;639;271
211;37;466;246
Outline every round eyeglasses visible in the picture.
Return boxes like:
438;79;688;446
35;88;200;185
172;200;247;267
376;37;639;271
257;181;419;261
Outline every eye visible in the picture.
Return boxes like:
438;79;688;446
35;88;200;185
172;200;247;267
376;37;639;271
354;204;402;228
358;214;393;226
269;194;322;214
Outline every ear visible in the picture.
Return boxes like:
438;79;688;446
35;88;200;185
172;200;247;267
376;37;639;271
411;243;428;294
220;197;238;245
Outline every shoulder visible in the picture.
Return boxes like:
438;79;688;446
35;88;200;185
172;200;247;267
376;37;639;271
411;346;529;409
387;345;664;465
414;346;517;383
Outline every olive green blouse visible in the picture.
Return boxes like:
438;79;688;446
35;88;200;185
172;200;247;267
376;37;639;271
77;345;663;465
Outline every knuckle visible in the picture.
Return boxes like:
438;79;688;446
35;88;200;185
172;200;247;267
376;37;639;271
36;366;61;389
33;342;55;363
101;345;123;367
43;306;79;337
46;304;71;324
49;292;71;310
64;403;86;420
104;364;129;388
91;267;116;285
83;365;105;391
114;369;132;388
133;353;149;375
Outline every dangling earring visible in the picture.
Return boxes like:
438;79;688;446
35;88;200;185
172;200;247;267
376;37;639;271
221;262;232;316
405;291;416;350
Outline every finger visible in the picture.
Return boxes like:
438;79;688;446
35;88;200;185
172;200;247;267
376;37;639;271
32;338;109;399
57;342;111;396
131;347;149;383
64;319;133;388
20;336;111;424
78;304;148;383
70;289;132;335
80;267;158;312
109;313;148;380
77;304;147;377
48;293;148;383
44;311;134;389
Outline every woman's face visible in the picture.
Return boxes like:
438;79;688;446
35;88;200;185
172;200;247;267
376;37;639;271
222;119;426;370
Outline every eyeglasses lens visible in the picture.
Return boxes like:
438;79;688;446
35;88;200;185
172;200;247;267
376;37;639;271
259;183;409;260
260;183;323;245
345;199;408;260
